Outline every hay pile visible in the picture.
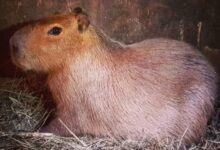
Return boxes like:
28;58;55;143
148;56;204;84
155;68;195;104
0;78;219;149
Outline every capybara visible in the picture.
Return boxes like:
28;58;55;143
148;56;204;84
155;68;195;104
9;7;217;144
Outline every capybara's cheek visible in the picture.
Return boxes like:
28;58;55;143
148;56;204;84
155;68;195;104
25;56;47;72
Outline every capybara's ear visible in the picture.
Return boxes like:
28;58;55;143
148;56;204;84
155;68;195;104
73;7;83;14
73;7;90;32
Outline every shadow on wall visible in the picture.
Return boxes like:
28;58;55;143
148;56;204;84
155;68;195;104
0;24;26;77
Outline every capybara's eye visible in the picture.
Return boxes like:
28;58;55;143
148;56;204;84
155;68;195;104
48;26;62;36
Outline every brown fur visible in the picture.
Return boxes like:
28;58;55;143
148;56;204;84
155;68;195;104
10;9;217;145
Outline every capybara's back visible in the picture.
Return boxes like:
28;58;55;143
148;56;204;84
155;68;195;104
9;7;217;145
123;39;217;143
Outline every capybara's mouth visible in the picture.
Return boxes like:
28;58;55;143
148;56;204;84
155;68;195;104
11;55;32;71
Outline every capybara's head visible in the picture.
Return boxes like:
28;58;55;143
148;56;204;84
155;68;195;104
10;7;90;73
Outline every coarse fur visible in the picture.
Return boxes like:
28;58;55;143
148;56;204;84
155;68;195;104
10;8;217;145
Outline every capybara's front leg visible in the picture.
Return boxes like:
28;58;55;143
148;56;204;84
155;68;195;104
39;117;72;136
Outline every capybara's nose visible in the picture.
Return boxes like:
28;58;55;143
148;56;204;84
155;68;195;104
10;35;25;59
11;44;19;56
10;40;22;58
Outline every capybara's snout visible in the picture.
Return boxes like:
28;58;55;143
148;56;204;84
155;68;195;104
9;28;32;71
10;36;23;59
